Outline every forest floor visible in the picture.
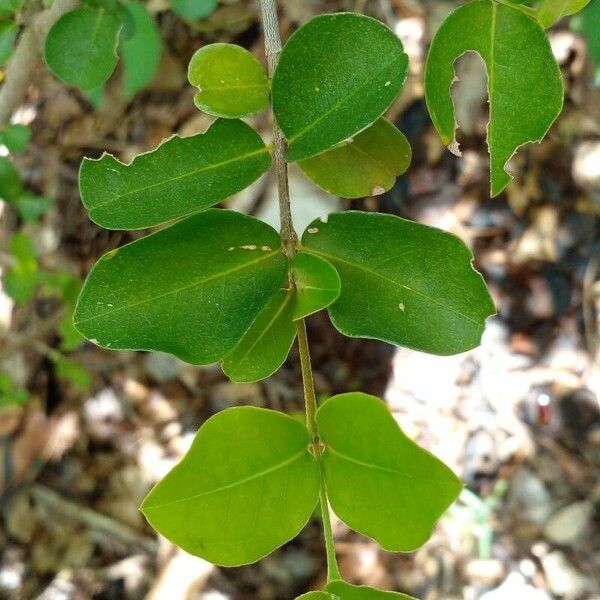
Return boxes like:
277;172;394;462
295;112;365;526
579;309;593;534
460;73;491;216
0;0;599;599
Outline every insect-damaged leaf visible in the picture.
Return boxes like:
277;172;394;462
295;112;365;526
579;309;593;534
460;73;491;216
74;210;287;364
188;43;270;118
141;406;320;566
299;118;411;199
301;212;495;356
318;393;462;552
45;7;121;90
292;252;340;320
424;0;563;196
222;289;296;383
79;119;271;229
272;13;408;162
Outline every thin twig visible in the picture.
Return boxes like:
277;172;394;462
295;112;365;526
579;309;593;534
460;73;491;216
0;0;78;127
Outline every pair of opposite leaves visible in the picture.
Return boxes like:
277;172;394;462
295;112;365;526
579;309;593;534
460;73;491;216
142;391;460;598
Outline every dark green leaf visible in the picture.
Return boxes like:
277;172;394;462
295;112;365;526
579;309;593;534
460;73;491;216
0;155;22;201
0;124;31;153
572;0;600;84
272;13;408;162
292;252;340;320
222;289;296;383
327;581;416;600
188;43;269;118
172;0;217;21
424;0;563;196
120;2;162;97
301;212;495;356
79;119;271;229
299;118;411;199
141;406;320;565
318;392;462;552
0;20;17;65
74;210;287;365
45;7;122;90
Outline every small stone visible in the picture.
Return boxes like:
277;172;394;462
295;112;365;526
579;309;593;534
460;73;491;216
464;558;505;585
541;551;596;596
543;501;594;546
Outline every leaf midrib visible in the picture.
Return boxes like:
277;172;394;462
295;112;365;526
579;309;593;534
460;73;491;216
286;54;405;153
143;447;308;510
326;445;458;487
75;249;281;326
88;145;269;213
300;245;483;326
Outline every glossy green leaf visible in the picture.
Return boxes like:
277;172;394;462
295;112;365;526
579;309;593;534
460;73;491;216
45;7;122;90
188;43;269;118
272;13;408;162
301;212;495;356
141;406;320;565
299;118;411;199
424;0;563;196
292;252;340;320
120;2;162;97
538;0;590;26
0;20;17;65
328;581;416;600
172;0;217;21
0;155;22;201
0;124;31;153
222;289;296;383
318;393;462;552
79;119;271;229
3;233;38;303
74;210;287;364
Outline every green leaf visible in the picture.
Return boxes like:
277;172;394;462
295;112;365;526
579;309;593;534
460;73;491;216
172;0;217;21
424;0;563;196
120;2;162;97
141;406;320;565
538;0;590;26
317;392;462;552
272;13;408;162
188;43;269;118
79;119;271;229
13;194;53;223
3;233;38;303
572;0;600;84
292;252;340;320
0;155;22;201
298;118;411;199
0;124;31;153
74;210;287;364
0;373;28;410
45;7;122;90
296;594;330;600
327;581;417;600
0;20;17;65
55;356;90;390
0;0;22;18
222;289;296;383
300;212;495;356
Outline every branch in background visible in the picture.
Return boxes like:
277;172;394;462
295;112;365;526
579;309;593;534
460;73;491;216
0;0;78;127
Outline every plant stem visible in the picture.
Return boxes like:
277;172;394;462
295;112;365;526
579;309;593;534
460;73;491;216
258;0;297;258
259;0;341;583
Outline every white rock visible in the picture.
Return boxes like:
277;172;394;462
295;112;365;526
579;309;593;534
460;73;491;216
543;501;594;546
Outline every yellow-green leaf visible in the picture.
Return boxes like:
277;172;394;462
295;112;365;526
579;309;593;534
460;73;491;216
299;118;411;199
